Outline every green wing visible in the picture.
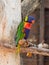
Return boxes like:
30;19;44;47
16;21;25;45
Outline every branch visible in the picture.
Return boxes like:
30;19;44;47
2;45;49;57
20;47;49;56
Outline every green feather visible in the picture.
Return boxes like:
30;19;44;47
16;21;25;45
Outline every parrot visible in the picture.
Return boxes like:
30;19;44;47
15;16;35;54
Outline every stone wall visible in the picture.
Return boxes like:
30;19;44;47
0;46;20;65
0;0;21;44
0;0;21;65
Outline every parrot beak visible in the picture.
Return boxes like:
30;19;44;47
32;20;35;24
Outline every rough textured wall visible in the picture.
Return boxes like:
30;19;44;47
0;46;20;65
0;0;21;65
0;0;21;44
